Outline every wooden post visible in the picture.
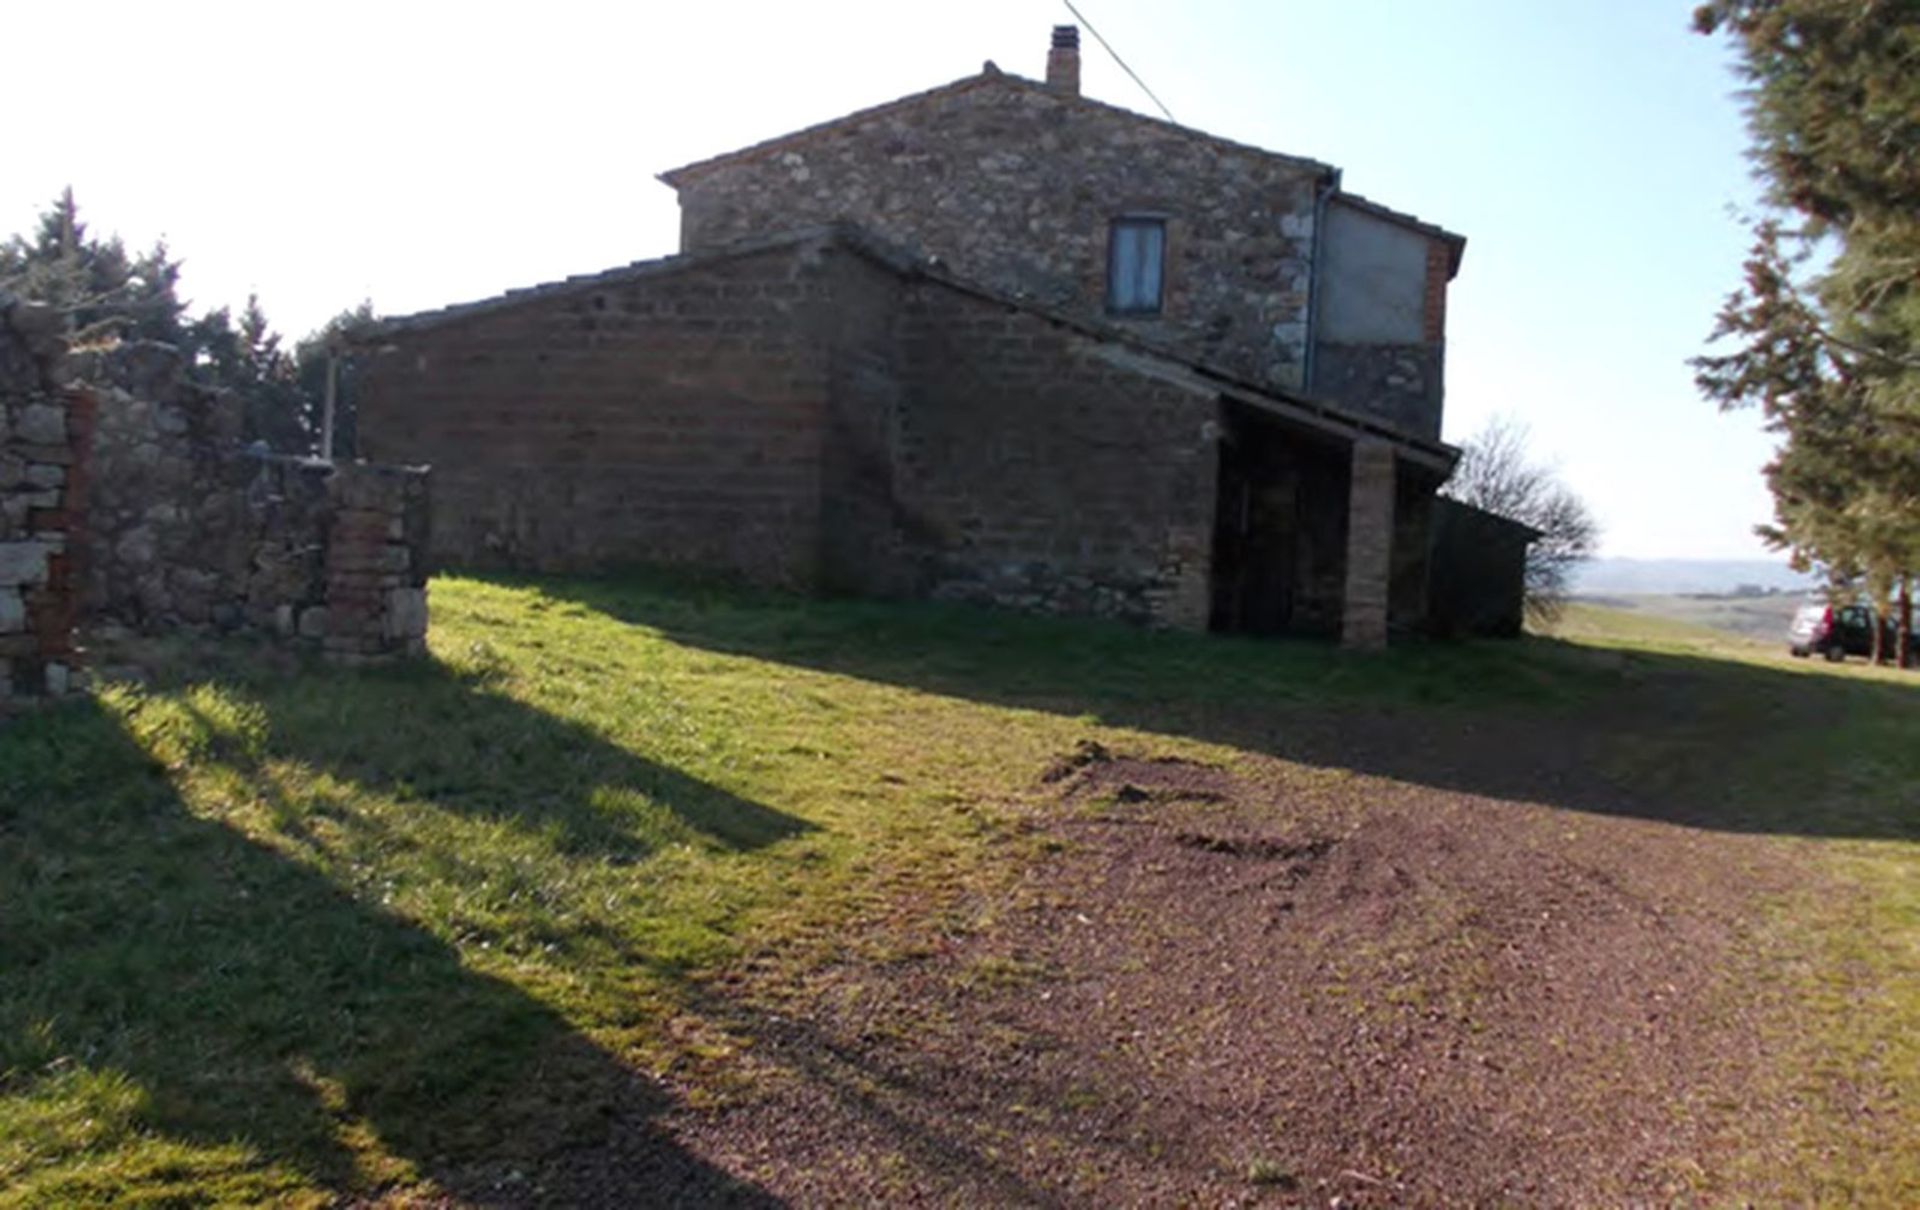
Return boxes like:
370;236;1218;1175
321;350;339;464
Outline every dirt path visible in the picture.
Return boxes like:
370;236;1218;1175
470;737;1802;1208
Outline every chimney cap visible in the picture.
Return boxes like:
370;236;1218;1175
1052;24;1079;49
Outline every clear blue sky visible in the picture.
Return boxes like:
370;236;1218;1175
6;0;1777;560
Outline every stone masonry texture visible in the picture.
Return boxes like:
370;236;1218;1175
0;294;81;709
72;340;431;663
669;75;1326;394
0;305;430;718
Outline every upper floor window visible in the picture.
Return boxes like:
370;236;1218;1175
1107;217;1165;316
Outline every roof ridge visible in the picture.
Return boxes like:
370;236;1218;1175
355;225;886;338
658;70;1336;187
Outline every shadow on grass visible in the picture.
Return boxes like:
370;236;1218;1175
233;655;812;861
0;693;785;1205
532;572;1920;843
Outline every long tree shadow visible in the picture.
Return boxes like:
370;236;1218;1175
0;694;787;1206
233;655;813;860
532;572;1920;843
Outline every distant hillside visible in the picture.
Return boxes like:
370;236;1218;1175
1566;593;1802;642
1571;558;1814;597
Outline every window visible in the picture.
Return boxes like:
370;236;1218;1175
1106;217;1166;315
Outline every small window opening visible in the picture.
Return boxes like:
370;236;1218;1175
1107;217;1166;315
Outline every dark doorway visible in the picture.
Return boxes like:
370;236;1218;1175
1209;405;1349;637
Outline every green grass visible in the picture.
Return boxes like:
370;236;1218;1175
1;576;1916;1204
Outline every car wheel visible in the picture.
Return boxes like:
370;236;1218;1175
1823;645;1846;663
1790;646;1808;658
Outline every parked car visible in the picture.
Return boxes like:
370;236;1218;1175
1788;600;1918;663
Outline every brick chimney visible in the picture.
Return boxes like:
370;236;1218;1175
1047;25;1080;95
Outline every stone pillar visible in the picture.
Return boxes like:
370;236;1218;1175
1341;438;1395;651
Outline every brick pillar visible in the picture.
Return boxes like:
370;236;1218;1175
1341;438;1395;651
322;463;430;664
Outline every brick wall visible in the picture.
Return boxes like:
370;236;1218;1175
670;75;1325;393
322;464;430;663
358;232;1220;630
357;242;843;586
1340;439;1396;650
891;283;1216;628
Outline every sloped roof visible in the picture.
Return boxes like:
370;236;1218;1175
1435;497;1546;543
658;67;1335;188
355;223;1459;470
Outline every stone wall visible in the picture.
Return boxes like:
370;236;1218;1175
668;74;1326;393
1311;343;1444;438
0;298;82;709
0;308;429;715
73;341;430;659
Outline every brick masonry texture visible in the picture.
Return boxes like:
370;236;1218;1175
669;75;1325;394
357;232;1217;630
359;243;839;584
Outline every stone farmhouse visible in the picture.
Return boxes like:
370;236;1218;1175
354;26;1507;648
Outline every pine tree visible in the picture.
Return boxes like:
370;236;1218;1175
1693;0;1920;664
0;187;188;346
2;191;332;455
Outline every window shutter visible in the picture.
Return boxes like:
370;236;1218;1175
1107;218;1165;315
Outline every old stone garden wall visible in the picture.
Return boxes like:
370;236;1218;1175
74;342;429;659
1;298;83;707
0;297;430;713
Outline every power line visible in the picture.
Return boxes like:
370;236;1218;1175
1061;0;1178;124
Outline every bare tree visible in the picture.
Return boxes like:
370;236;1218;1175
1442;416;1600;624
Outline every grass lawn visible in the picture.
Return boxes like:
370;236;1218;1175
2;576;1916;1204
